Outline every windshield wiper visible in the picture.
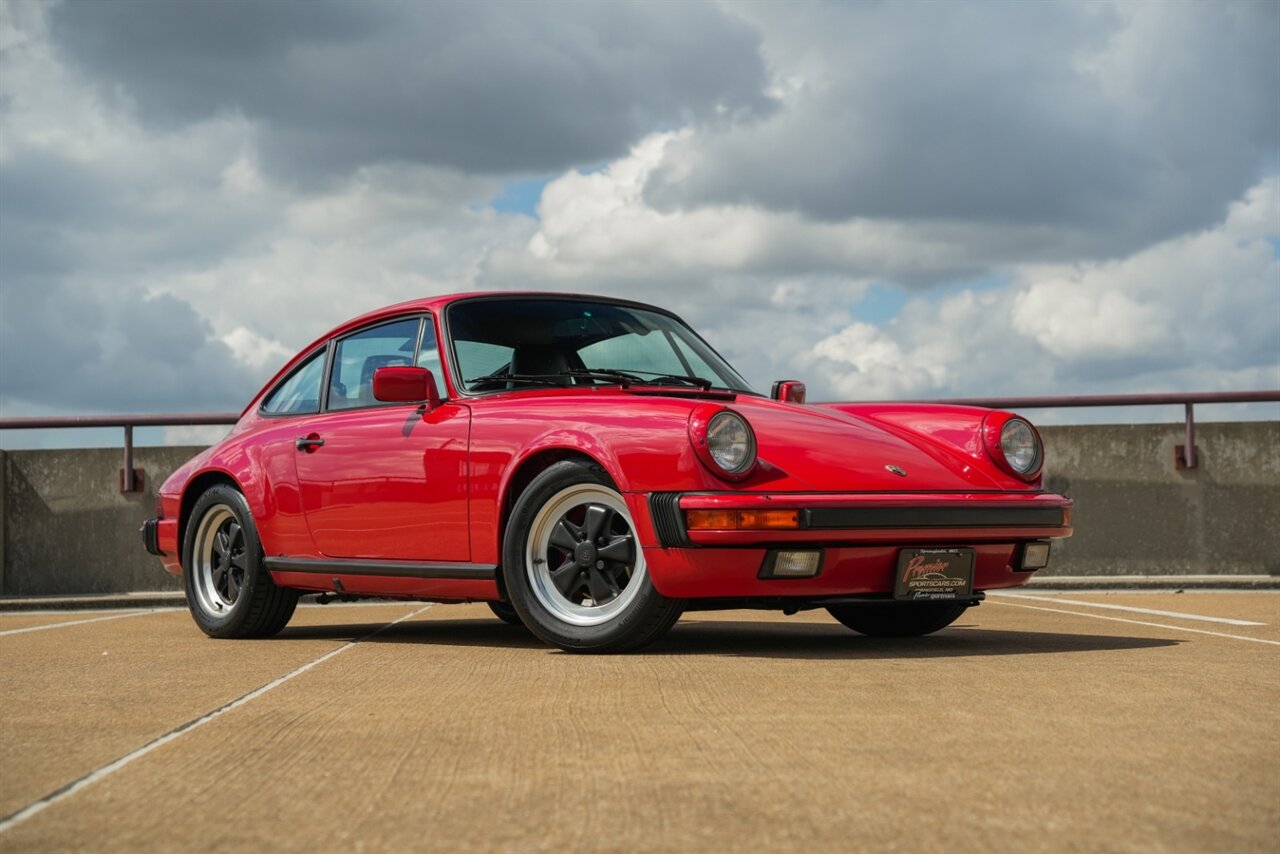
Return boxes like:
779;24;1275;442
603;369;713;390
465;370;644;388
561;368;646;386
565;369;714;390
467;368;715;391
465;373;566;387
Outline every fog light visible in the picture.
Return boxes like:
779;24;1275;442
760;550;823;579
1020;541;1051;571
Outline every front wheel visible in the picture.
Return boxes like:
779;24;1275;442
502;461;683;652
826;601;970;637
487;600;524;626
183;485;298;639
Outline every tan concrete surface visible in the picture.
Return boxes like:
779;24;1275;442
0;603;421;818
991;591;1280;642
0;610;159;633
1;597;1277;853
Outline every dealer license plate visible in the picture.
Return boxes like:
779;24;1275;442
893;548;975;601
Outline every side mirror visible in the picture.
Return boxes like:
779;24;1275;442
373;366;443;410
770;380;806;404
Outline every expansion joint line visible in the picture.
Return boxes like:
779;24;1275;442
0;605;432;834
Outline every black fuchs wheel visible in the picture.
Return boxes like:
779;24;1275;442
826;601;971;637
487;600;524;626
183;485;299;639
502;461;684;653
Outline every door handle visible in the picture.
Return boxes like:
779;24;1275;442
296;434;325;452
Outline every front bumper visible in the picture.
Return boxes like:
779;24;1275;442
637;491;1072;600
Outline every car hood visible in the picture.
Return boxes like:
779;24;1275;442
727;397;1008;491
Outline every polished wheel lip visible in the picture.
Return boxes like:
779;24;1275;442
191;505;246;617
525;484;646;628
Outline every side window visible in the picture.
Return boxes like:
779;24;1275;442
261;350;326;415
327;318;422;411
415;318;446;396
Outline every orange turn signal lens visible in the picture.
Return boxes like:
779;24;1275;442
737;510;801;529
685;509;801;531
686;510;740;530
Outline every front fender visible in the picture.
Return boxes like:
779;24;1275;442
819;403;1041;491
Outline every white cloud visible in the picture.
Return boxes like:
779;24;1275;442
1;0;1276;433
1012;286;1171;362
801;176;1280;401
497;132;985;287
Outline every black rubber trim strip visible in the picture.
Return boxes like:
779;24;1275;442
264;557;497;579
648;492;688;547
804;506;1065;529
139;519;164;557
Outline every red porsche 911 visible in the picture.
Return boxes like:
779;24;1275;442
141;293;1072;652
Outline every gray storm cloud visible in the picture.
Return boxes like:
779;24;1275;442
1;0;1276;422
47;0;775;183
647;1;1280;259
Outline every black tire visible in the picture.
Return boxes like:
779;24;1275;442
826;601;970;637
183;484;299;639
502;461;683;653
487;600;524;626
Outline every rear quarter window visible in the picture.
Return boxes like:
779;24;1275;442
261;349;326;415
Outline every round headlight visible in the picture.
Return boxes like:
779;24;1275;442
706;411;756;474
1001;418;1041;474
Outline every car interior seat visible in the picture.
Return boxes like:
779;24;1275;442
508;344;573;386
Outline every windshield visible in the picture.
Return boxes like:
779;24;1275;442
447;298;755;394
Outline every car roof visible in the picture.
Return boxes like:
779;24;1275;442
245;291;679;415
331;291;673;337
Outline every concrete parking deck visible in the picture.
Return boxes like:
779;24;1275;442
1;593;1277;853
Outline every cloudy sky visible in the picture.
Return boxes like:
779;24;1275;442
1;0;1277;442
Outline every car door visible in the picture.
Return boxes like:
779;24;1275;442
291;314;471;561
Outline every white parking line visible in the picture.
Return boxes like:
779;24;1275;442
990;600;1280;646
0;610;169;637
990;593;1266;626
0;604;432;834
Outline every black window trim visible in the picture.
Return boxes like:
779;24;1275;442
257;312;444;419
322;313;440;415
258;343;332;420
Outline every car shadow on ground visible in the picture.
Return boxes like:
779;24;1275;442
649;619;1180;659
278;618;546;650
275;616;1179;659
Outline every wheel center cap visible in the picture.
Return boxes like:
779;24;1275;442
574;542;598;567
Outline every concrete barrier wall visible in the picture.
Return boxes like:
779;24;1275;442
0;446;200;596
1038;421;1279;577
1;421;1277;595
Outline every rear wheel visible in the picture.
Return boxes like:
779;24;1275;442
183;485;298;639
826;601;970;637
502;461;683;652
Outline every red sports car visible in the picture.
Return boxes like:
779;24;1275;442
142;293;1072;652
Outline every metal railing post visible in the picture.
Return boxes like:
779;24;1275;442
1179;403;1198;469
122;425;136;493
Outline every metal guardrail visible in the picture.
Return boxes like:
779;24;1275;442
919;390;1280;470
0;412;239;493
0;391;1277;491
